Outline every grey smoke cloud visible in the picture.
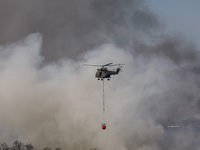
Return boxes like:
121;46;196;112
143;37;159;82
0;32;200;150
0;33;135;149
0;0;159;61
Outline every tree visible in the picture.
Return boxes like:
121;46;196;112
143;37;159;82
25;143;34;150
1;143;9;150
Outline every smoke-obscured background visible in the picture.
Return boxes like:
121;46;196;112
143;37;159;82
0;0;200;150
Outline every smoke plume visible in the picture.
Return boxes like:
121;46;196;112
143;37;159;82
0;0;159;61
0;0;200;150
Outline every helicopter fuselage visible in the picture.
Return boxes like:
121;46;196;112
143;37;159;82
95;67;120;80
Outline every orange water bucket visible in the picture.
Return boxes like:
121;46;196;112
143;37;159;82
102;123;106;130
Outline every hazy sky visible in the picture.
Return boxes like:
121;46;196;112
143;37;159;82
147;0;200;47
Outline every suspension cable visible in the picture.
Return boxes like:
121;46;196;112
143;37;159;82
103;79;105;112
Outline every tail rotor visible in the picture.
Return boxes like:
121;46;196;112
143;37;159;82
119;65;123;72
112;64;124;73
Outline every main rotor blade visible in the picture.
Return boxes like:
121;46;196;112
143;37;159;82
83;63;113;67
83;63;124;67
107;64;125;66
83;64;102;67
103;63;113;66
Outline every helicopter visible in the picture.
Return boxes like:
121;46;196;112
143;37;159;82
83;63;124;80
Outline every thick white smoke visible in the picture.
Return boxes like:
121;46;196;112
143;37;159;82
0;33;135;149
0;33;200;150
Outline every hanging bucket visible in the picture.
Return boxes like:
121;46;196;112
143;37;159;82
102;123;106;130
